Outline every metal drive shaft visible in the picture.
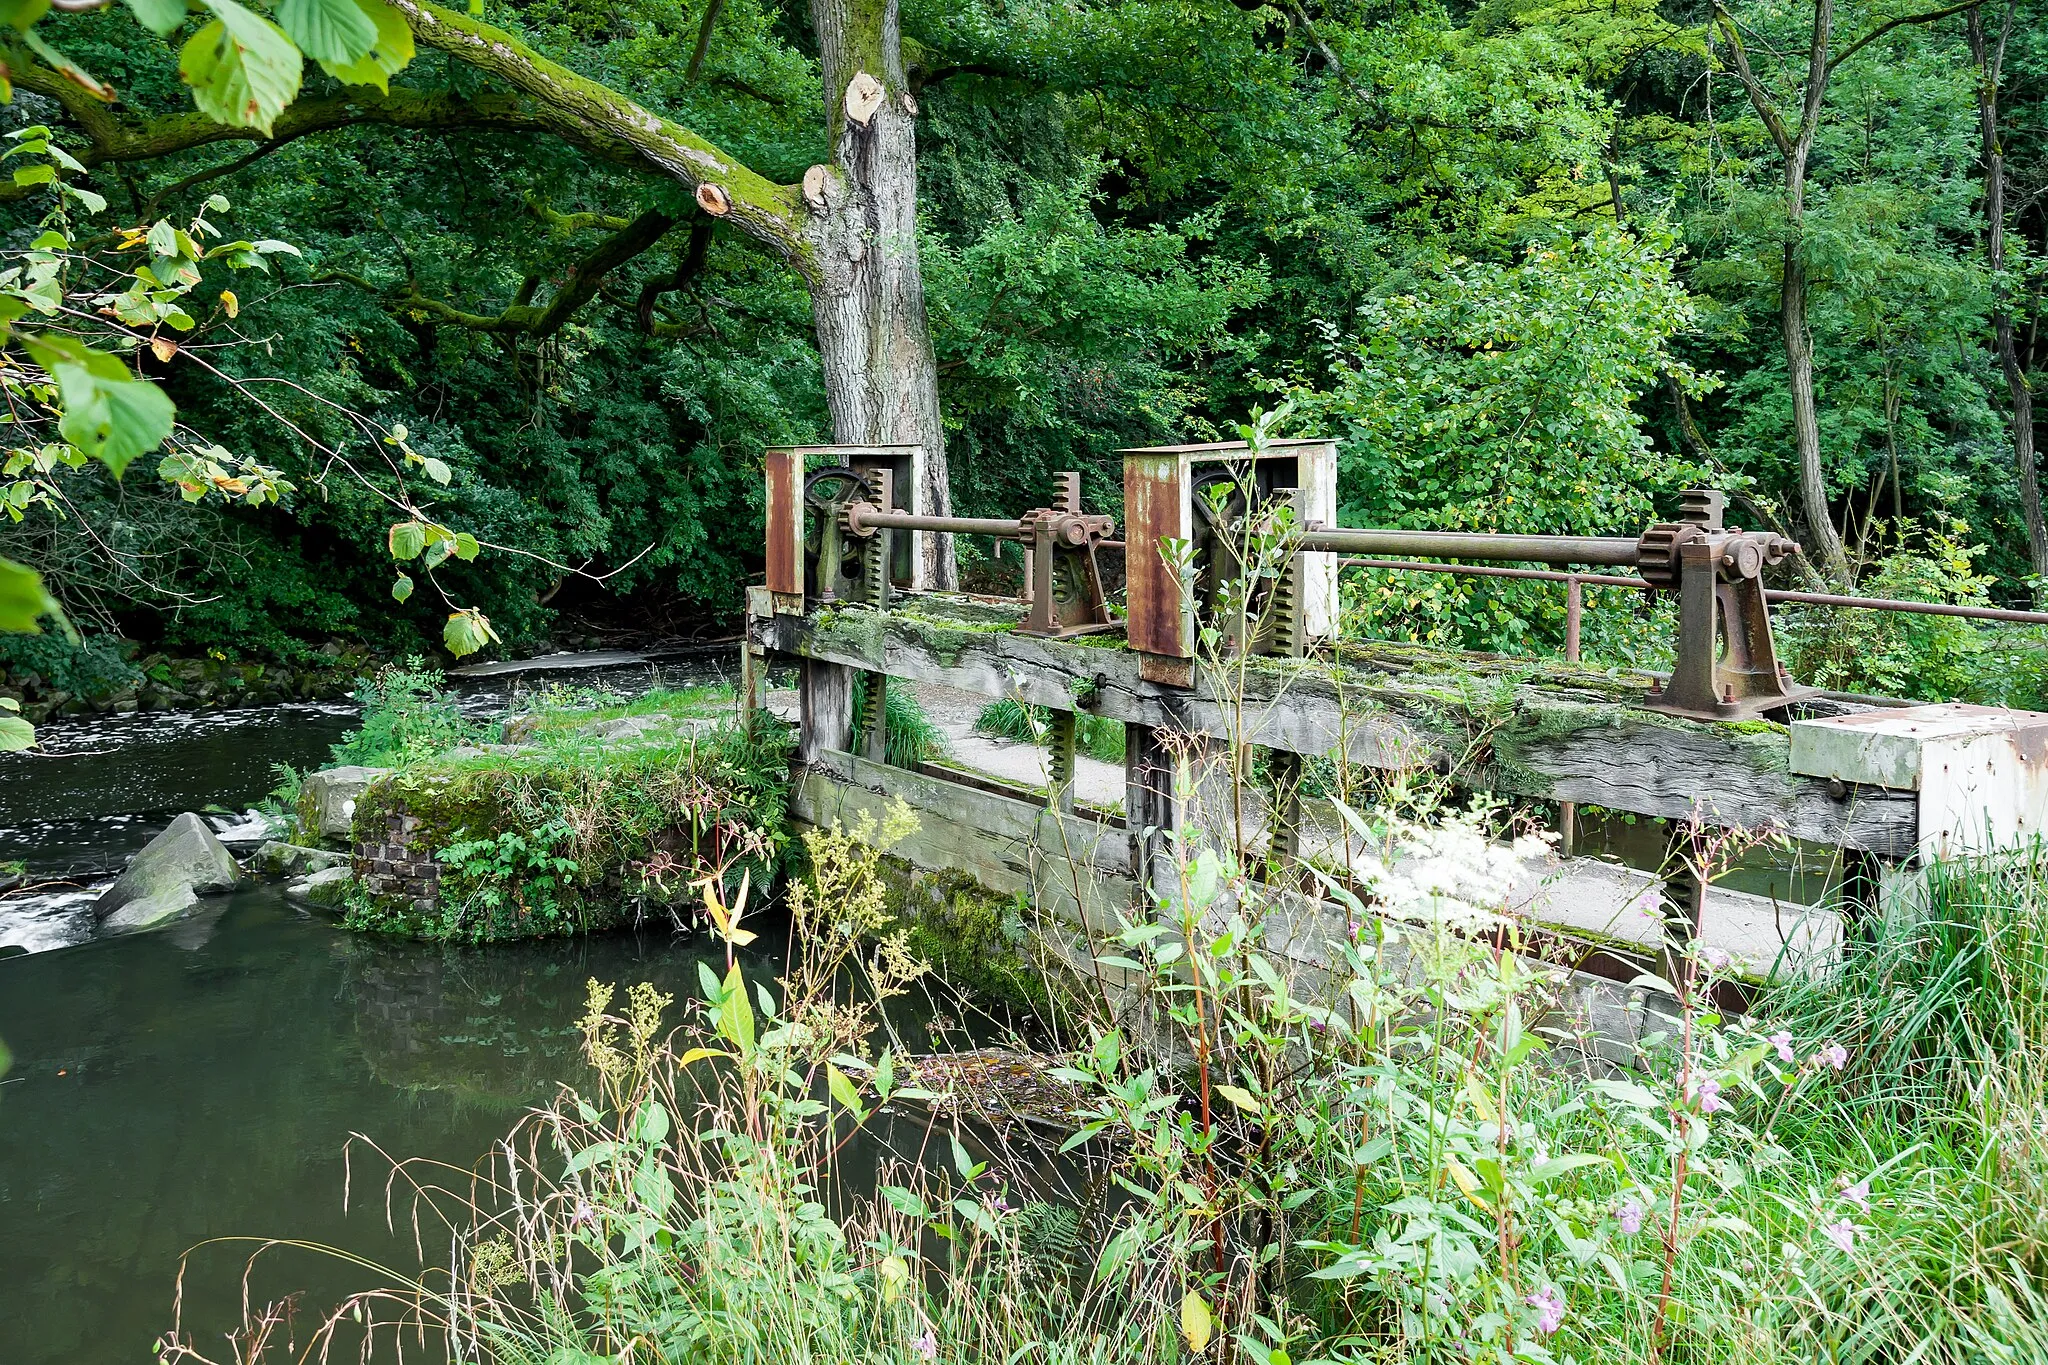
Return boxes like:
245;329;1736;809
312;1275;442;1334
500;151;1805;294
1295;527;1644;567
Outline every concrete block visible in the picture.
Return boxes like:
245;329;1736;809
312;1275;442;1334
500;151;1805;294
1790;703;2048;858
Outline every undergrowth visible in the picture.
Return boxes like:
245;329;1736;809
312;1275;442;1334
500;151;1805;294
976;696;1126;763
169;775;2048;1365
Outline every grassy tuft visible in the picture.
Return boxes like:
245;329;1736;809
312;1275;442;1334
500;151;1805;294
975;697;1125;763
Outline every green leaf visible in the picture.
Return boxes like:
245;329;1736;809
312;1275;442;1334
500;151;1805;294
451;531;479;561
390;573;413;602
0;714;31;752
826;1062;862;1113
179;1;302;137
0;0;51;33
442;608;498;657
21;335;176;476
387;520;424;559
275;0;376;64
421;456;450;485
0;557;52;632
22;30;112;100
11;165;53;187
631;1098;670;1146
316;0;413;92
878;1184;931;1219
123;0;189;36
1215;1083;1259;1114
717;963;754;1053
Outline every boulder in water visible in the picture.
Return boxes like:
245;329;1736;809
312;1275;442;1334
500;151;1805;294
254;841;347;877
102;885;201;935
94;813;240;924
298;766;390;840
285;865;354;910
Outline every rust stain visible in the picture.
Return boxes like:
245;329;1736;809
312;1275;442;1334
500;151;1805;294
764;448;802;596
1123;453;1187;658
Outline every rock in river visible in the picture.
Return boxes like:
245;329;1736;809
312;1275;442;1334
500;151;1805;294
298;765;390;840
94;812;241;933
285;865;353;910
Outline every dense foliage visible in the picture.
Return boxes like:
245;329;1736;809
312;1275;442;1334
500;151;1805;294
162;796;2048;1365
0;0;2040;687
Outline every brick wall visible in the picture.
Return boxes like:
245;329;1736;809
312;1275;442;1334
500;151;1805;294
353;812;440;911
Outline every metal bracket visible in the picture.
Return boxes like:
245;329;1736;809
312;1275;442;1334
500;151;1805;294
1641;491;1815;722
1017;472;1118;639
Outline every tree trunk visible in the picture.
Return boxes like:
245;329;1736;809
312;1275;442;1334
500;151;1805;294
386;0;958;587
1780;1;1852;584
1969;3;2048;601
805;0;953;587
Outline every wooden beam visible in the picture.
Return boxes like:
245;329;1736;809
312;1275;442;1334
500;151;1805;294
756;596;1919;854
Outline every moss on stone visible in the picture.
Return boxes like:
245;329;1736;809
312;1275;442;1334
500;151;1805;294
346;716;794;943
874;854;1076;1019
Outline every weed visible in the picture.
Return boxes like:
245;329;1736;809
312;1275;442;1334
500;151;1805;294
975;696;1125;763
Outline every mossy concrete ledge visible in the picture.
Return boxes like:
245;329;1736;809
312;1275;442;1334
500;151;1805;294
756;594;1920;855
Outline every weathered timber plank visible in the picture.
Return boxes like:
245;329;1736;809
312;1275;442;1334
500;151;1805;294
791;749;1134;942
758;596;1919;853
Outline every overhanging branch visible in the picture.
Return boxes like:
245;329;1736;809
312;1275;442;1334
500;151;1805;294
330;209;684;339
388;0;808;268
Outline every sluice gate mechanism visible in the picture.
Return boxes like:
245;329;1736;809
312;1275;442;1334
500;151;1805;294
749;442;2048;1023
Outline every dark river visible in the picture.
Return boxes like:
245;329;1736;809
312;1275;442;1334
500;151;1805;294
0;663;782;1365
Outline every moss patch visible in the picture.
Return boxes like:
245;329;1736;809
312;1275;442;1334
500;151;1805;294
348;714;794;943
875;856;1076;1019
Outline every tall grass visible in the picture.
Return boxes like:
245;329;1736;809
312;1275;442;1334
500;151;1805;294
852;679;949;767
162;811;2048;1365
975;697;1126;763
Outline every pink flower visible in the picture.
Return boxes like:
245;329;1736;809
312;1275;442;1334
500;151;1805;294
1616;1198;1645;1235
1843;1180;1870;1212
1686;1075;1726;1114
1822;1219;1857;1253
569;1198;598;1230
1702;946;1731;971
911;1329;938;1361
1768;1031;1795;1064
1819;1043;1849;1071
1525;1285;1566;1335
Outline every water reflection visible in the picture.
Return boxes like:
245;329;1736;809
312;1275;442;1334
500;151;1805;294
0;886;748;1365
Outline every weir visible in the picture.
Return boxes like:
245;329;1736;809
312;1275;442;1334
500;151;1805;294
745;441;2048;1025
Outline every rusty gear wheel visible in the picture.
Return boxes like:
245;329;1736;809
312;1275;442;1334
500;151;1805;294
1635;523;1687;590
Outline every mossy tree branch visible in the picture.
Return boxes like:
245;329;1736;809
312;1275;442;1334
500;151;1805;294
385;0;810;271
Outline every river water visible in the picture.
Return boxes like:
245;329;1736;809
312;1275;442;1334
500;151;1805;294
0;664;784;1365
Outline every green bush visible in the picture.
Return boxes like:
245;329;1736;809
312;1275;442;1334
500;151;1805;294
1780;522;2048;706
0;631;137;698
975;696;1125;762
330;658;482;768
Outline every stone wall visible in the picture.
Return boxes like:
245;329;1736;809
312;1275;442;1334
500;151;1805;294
352;812;440;912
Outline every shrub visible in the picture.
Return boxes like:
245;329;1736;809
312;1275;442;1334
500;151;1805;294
0;630;138;698
330;658;481;768
975;696;1125;763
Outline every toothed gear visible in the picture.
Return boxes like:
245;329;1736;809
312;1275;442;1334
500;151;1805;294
1635;523;1686;590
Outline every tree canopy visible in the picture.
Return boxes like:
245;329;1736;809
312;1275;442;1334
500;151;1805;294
0;0;2038;667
